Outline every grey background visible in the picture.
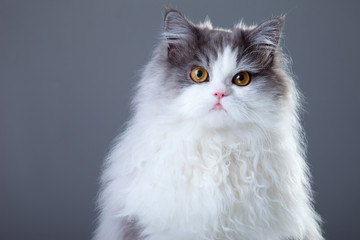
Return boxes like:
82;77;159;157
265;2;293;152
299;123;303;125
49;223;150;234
0;0;359;239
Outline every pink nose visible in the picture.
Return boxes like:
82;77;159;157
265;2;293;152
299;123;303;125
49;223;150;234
214;91;227;101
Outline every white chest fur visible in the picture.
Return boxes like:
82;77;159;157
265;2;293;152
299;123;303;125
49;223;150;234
114;122;303;240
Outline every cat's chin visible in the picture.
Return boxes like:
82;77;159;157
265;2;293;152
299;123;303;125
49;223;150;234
200;109;236;129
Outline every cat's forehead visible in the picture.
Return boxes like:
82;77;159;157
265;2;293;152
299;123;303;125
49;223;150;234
198;28;234;47
196;28;243;60
211;45;238;82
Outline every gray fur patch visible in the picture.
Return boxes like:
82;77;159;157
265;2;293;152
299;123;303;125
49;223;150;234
120;218;145;240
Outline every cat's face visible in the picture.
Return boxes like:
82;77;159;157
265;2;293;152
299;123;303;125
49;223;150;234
145;10;289;130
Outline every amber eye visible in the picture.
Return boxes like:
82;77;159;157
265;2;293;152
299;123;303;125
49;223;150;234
232;71;251;86
190;67;208;83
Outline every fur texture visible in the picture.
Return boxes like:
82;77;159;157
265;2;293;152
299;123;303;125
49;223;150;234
94;9;323;240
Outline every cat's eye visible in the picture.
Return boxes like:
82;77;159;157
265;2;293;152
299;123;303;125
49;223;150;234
232;71;251;86
190;67;208;83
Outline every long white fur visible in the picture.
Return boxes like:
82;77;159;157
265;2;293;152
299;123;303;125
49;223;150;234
94;24;323;240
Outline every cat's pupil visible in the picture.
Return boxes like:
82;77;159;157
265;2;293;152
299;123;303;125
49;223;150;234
238;74;244;81
196;70;203;78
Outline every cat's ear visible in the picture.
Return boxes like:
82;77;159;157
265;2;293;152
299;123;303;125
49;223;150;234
248;16;284;51
163;8;196;57
244;16;285;66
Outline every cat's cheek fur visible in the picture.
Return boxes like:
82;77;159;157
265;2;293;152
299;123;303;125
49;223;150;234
171;84;215;119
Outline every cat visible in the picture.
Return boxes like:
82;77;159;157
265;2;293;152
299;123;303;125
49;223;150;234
93;8;323;240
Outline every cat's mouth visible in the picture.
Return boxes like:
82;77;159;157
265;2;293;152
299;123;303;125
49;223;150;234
211;103;227;112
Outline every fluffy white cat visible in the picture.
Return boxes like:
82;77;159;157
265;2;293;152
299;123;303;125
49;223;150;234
93;9;323;240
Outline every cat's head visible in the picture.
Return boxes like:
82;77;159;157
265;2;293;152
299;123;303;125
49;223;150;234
137;9;295;131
